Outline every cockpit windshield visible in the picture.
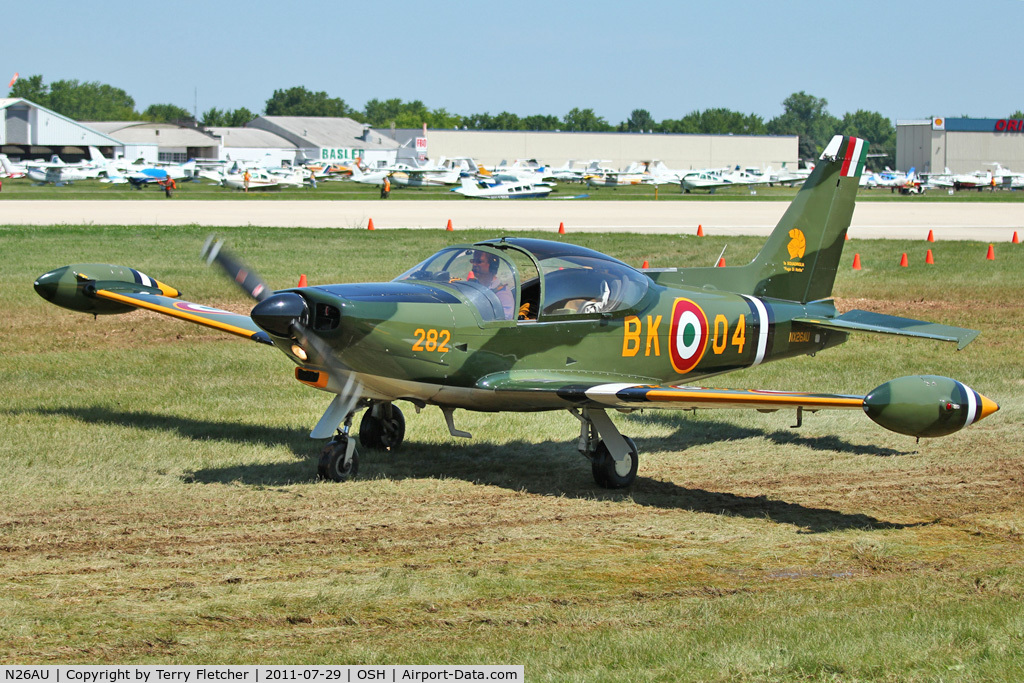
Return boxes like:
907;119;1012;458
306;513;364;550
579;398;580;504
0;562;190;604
395;239;650;324
395;247;517;321
535;254;649;317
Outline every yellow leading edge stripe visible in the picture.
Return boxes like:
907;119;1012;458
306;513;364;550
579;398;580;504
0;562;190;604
96;289;259;340
645;389;864;409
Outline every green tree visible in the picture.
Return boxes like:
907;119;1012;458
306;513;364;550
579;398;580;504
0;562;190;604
766;91;840;159
1010;110;1024;119
363;98;404;127
13;77;137;120
660;108;765;135
265;86;350;117
201;107;257;127
9;74;48;103
522;114;561;131
624;108;656;132
562;107;611;132
838;109;896;169
143;103;193;124
225;107;256;126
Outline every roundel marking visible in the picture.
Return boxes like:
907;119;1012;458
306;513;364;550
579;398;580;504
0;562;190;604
173;301;233;315
669;298;709;374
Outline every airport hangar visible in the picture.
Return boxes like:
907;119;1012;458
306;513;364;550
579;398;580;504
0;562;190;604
3;97;799;172
393;128;800;172
897;117;1024;174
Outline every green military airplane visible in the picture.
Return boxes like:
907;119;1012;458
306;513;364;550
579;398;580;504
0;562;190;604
35;135;998;488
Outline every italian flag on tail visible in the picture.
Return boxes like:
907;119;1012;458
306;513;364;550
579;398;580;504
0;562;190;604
821;135;868;178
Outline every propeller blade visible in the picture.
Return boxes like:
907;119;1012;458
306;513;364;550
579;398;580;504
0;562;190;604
201;235;274;302
292;320;364;430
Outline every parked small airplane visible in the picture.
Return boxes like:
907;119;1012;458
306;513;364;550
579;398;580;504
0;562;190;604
454;176;554;199
390;168;461;187
34;135;997;488
0;153;28;178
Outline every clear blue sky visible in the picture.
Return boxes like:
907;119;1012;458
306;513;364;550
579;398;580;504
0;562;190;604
5;1;1021;124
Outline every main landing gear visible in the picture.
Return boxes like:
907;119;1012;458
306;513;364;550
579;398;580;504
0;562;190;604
319;402;406;482
570;407;639;489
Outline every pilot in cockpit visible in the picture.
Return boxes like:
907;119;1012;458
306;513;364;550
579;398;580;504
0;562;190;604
470;251;515;319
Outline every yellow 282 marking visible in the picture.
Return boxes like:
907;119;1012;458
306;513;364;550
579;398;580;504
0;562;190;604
412;328;451;353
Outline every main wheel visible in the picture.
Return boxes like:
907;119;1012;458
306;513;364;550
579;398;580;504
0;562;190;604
591;436;638;489
359;404;406;451
319;437;359;482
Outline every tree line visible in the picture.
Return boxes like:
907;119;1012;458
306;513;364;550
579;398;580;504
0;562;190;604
16;74;1017;167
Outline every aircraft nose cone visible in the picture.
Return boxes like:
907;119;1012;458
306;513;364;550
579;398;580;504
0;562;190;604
34;267;67;302
251;292;309;337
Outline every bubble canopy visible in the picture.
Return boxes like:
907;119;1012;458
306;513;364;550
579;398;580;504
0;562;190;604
395;237;649;322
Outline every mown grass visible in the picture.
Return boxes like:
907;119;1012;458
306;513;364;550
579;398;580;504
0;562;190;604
3;175;1024;202
1;225;1022;679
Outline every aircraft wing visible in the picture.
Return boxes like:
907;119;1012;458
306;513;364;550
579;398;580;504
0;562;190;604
478;373;864;412
93;288;273;345
793;310;979;350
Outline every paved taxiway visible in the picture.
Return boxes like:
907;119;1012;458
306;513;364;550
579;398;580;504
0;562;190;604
3;200;1021;241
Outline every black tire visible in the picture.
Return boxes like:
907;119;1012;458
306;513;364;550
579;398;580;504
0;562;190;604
591;437;638;489
319;438;358;482
359;405;406;451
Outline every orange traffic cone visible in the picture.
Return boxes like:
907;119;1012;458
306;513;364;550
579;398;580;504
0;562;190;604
367;218;375;231
987;244;995;260
925;249;934;265
927;229;935;242
852;254;862;270
641;260;649;269
716;257;726;267
845;232;850;241
298;274;307;287
446;219;454;232
558;222;565;234
900;253;909;267
1013;231;1020;244
697;224;704;237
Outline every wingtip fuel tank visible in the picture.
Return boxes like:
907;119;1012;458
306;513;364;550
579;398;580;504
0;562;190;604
34;264;180;314
864;375;998;438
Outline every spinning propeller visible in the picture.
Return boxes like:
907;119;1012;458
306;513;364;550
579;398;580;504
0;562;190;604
200;236;363;435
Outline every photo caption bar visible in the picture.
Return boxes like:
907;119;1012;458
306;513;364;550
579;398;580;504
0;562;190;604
0;667;523;683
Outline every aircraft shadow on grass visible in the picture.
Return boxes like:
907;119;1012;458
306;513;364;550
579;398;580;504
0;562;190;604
35;405;922;534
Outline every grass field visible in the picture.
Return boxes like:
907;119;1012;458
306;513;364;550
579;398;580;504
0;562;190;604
1;225;1022;680
3;175;1024;202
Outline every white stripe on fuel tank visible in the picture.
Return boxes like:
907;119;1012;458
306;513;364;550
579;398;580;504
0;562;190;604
961;381;977;425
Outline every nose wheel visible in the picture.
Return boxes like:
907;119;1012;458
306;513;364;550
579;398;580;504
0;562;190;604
318;435;358;482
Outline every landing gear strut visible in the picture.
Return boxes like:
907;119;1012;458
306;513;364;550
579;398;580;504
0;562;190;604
318;411;358;482
570;407;639;489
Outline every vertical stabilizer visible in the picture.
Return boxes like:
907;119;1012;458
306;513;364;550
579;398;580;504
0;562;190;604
653;135;868;303
743;135;868;302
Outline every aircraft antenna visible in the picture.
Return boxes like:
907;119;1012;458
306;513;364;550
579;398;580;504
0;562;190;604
714;245;728;267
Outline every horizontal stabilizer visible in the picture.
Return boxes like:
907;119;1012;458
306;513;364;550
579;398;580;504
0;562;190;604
793;309;979;350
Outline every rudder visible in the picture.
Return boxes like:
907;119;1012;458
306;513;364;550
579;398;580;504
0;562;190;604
745;135;868;302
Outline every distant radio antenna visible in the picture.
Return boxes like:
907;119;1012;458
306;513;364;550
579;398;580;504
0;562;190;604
194;87;198;121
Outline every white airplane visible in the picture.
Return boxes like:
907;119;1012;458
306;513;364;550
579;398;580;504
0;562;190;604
769;162;813;186
868;167;919;192
389;167;462;187
0;154;28;178
585;164;649;188
223;168;283;191
24;155;92;185
548;160;587;183
454;176;552;199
